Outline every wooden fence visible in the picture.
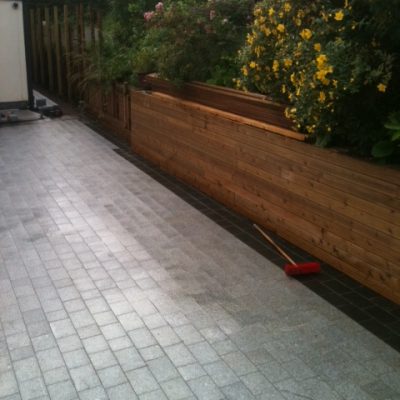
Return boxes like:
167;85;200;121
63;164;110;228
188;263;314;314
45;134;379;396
28;2;102;100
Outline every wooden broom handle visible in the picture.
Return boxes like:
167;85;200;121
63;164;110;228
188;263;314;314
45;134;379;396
253;224;296;265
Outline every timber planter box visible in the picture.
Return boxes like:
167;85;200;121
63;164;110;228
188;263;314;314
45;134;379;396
131;80;400;304
144;74;294;133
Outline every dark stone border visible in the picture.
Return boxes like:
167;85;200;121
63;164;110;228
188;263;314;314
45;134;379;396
85;118;400;354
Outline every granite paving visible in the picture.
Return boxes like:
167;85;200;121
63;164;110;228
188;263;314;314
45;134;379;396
0;117;399;400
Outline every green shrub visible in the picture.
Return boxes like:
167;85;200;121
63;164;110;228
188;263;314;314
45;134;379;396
134;0;252;86
238;0;400;158
372;112;400;162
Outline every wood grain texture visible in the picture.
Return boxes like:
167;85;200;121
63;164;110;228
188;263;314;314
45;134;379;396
131;89;400;304
145;74;295;133
86;84;131;143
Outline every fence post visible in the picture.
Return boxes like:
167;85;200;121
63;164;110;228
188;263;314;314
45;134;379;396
63;4;72;100
53;6;63;96
89;4;96;50
29;9;38;83
36;8;45;85
44;7;54;91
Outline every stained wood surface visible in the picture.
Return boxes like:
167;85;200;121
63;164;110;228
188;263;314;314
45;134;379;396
145;74;294;132
131;90;400;304
28;3;103;101
85;84;131;143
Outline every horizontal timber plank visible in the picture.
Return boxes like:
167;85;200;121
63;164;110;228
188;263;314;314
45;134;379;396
144;75;292;129
132;92;305;142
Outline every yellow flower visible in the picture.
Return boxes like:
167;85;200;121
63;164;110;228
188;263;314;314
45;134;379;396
319;92;326;103
314;43;321;52
249;61;257;69
306;125;315;134
268;7;274;17
246;33;254;45
241;66;248;77
281;84;286;94
283;59;293;68
315;64;333;85
284;3;291;12
272;60;280;72
316;54;328;68
335;10;344;21
277;24;285;33
290;73;296;84
254;7;262;17
263;27;272;36
300;29;312;40
254;46;263;58
295;18;302;26
377;83;387;92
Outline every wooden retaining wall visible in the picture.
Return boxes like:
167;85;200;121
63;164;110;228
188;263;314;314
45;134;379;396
131;89;400;304
85;84;131;142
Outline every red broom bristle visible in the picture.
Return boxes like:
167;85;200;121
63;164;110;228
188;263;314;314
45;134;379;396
284;262;321;276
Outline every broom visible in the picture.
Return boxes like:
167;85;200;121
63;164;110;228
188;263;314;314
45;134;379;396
253;224;320;276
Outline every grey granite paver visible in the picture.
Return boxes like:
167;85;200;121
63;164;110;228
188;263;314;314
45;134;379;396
147;356;180;382
0;118;399;400
203;360;239;387
69;364;100;392
187;376;224;400
89;349;118;370
161;377;192;399
98;364;127;388
107;382;138;400
126;366;159;394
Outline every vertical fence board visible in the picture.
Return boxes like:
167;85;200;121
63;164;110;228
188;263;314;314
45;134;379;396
53;6;63;96
96;10;103;49
36;8;45;85
44;7;54;91
29;9;38;83
63;4;72;100
89;5;96;49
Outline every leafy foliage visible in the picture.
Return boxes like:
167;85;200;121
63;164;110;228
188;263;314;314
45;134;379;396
238;0;400;158
371;112;400;161
133;0;253;86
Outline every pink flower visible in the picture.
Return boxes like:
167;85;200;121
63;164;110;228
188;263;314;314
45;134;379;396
209;10;216;20
143;11;155;21
155;2;163;12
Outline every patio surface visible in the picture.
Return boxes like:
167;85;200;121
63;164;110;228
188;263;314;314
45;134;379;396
0;117;399;400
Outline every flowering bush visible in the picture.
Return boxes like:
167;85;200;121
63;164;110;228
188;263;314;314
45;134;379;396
133;0;252;86
238;0;400;157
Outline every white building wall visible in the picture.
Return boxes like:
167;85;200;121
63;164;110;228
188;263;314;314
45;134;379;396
0;0;28;105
